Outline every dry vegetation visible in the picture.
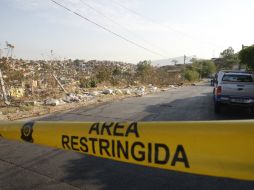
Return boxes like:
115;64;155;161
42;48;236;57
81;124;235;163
0;58;184;120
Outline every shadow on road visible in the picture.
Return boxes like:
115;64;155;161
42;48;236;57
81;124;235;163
61;154;254;190
141;92;254;121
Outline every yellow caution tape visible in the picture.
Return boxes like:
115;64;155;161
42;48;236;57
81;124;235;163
0;121;254;181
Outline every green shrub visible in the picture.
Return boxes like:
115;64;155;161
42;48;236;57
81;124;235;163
79;78;97;88
90;79;97;88
184;69;200;82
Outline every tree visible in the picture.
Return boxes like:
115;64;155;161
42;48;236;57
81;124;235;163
218;47;239;69
95;65;111;83
205;60;216;76
239;45;254;70
190;57;197;63
191;60;216;78
73;59;80;67
112;66;121;76
171;59;178;65
220;47;235;58
111;66;122;86
136;60;153;83
137;60;152;73
79;77;97;88
184;69;200;82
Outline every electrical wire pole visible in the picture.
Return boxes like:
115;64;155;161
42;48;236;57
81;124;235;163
183;55;186;81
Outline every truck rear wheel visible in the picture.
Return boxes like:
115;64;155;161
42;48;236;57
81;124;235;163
251;107;254;115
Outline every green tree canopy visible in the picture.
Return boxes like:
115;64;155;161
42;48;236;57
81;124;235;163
136;60;153;83
220;47;235;58
184;69;200;82
239;45;254;70
136;60;152;73
191;60;216;77
217;47;239;70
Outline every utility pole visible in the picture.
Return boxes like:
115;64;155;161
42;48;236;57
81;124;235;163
183;55;186;81
5;41;14;58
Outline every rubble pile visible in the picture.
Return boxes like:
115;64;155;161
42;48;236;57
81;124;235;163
0;58;183;120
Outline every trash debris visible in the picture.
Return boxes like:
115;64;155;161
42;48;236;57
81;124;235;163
168;85;178;89
68;93;80;101
9;87;25;98
103;89;113;95
149;86;158;92
89;91;100;96
24;101;39;106
123;89;132;95
63;93;80;103
135;87;146;97
114;89;123;95
77;94;90;100
45;99;61;106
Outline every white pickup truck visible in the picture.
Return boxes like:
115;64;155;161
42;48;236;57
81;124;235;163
213;71;254;113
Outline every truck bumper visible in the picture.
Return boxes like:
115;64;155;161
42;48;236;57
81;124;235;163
214;95;254;108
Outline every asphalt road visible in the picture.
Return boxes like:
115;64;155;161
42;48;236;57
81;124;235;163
1;81;254;190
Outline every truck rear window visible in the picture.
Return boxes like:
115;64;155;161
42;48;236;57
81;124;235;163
222;74;253;82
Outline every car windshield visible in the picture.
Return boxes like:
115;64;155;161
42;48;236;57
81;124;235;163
222;74;253;82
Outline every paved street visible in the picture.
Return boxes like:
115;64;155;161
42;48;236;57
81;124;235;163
1;82;254;190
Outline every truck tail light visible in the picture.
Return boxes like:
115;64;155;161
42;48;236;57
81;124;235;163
216;86;222;96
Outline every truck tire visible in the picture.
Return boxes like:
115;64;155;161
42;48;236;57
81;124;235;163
251;107;254;115
214;102;221;114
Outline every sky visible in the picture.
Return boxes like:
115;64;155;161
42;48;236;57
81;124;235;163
0;0;253;63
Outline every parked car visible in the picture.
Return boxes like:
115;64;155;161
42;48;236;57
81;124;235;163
210;73;217;86
213;70;254;113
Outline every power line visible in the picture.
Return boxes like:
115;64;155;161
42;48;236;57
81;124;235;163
78;0;170;56
107;0;224;49
50;0;167;58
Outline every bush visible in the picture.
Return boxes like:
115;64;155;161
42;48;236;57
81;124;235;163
95;65;112;83
136;60;153;83
0;57;10;71
6;70;24;82
184;69;200;82
90;80;97;88
192;60;216;77
80;78;97;88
